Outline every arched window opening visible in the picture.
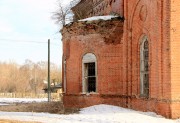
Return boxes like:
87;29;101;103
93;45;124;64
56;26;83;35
140;36;149;97
82;53;97;93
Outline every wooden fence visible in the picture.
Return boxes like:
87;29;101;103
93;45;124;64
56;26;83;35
0;93;62;101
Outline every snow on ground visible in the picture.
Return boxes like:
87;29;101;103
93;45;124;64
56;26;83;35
79;15;118;22
0;98;47;103
0;104;179;123
0;103;9;106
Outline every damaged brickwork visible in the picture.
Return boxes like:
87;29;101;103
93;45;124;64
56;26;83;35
62;17;124;45
61;17;125;112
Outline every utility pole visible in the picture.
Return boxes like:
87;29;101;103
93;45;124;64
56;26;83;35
48;39;51;102
34;64;37;95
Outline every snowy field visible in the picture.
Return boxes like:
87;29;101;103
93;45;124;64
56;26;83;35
0;103;9;106
0;103;180;123
0;98;47;104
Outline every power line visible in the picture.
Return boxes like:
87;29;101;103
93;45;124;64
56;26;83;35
0;38;61;46
0;38;47;44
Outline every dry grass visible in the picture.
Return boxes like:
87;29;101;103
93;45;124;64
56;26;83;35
0;102;79;123
0;119;39;123
0;102;79;114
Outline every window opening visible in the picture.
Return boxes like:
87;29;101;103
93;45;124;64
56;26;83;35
82;53;97;93
140;37;149;97
84;63;96;92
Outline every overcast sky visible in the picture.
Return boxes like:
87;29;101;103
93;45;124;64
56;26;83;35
0;0;72;67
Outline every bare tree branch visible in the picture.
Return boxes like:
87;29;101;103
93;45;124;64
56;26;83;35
51;0;81;26
52;1;75;26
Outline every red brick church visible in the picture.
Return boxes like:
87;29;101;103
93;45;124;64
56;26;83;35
61;0;180;119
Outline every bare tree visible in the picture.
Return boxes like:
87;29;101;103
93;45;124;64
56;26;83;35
51;0;81;26
52;1;72;26
0;60;62;93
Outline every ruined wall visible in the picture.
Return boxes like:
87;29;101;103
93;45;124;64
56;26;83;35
93;0;123;16
72;0;124;20
62;18;124;108
72;0;93;20
63;0;180;119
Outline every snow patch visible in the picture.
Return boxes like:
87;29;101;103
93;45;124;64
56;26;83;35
0;104;179;123
0;98;47;103
0;103;9;106
79;15;118;22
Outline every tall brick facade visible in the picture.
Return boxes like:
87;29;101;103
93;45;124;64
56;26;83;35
72;0;123;20
62;0;180;119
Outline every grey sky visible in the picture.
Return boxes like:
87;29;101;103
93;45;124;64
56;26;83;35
0;0;71;66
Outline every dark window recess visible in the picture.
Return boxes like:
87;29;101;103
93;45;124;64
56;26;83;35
87;63;95;76
143;74;149;96
142;40;149;97
85;63;96;92
144;39;148;49
88;77;96;92
144;60;148;71
140;38;149;97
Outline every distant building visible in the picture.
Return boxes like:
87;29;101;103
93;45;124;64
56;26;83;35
43;83;62;93
62;0;180;119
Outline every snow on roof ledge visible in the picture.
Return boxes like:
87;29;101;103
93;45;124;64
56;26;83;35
79;15;119;22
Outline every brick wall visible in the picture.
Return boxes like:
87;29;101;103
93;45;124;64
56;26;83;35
62;0;180;119
72;0;93;20
93;0;123;16
170;0;180;100
125;0;172;118
61;17;125;107
170;0;180;118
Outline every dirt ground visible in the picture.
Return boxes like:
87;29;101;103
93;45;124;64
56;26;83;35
0;119;39;123
0;102;79;114
0;102;79;122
